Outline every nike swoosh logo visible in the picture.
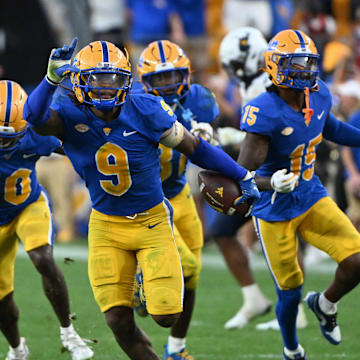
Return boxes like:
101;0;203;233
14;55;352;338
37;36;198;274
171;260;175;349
123;130;137;137
148;222;161;229
23;154;36;158
317;110;325;120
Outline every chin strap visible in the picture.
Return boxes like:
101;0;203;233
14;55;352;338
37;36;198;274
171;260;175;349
302;87;314;126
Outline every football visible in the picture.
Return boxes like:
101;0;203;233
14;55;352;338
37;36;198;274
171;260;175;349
198;170;251;216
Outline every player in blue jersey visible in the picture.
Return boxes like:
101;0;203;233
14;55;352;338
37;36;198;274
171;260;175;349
135;39;219;359
238;29;360;360
23;38;260;360
0;80;93;360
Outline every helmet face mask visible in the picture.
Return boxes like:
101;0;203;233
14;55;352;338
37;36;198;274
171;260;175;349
265;30;320;90
0;81;28;152
71;41;132;111
137;40;191;104
142;68;189;102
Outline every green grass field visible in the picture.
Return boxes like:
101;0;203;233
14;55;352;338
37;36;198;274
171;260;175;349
1;241;360;359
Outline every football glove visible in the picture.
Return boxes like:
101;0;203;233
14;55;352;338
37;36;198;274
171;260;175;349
46;37;78;85
190;122;214;143
234;171;260;216
270;169;298;193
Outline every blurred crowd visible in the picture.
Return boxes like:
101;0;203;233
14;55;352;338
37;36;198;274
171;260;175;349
2;0;360;246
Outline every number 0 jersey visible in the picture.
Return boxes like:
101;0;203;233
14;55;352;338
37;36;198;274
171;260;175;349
51;89;177;216
0;129;61;224
241;79;332;221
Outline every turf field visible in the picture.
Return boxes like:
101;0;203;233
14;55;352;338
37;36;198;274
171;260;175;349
1;241;360;359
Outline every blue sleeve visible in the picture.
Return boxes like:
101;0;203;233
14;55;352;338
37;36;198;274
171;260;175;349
240;104;274;137
193;85;219;123
23;77;57;127
323;112;360;147
189;138;248;181
348;111;360;129
37;136;62;156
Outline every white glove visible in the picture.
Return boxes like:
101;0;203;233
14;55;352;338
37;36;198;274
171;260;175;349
190;122;214;143
270;169;298;193
217;127;246;146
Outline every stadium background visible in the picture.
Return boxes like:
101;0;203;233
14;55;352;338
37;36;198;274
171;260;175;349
1;0;360;358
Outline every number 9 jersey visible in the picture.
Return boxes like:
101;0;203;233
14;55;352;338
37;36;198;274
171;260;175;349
240;79;332;221
51;87;177;216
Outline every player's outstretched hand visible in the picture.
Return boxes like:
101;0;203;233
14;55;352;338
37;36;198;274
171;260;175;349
47;37;79;85
271;169;298;193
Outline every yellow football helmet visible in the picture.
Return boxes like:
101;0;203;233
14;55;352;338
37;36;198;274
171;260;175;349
0;80;28;151
71;41;132;111
264;29;320;90
137;40;191;104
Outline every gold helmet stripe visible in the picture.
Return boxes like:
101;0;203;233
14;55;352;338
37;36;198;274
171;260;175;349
4;81;12;127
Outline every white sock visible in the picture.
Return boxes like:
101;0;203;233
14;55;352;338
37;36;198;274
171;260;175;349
319;293;337;314
242;283;265;303
11;340;23;351
168;336;185;354
60;323;74;336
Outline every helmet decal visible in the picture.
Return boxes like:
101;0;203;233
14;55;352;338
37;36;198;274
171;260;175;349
4;81;12;127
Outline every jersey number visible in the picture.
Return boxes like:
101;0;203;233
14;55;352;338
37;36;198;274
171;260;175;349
289;133;322;181
242;105;259;126
95;142;132;196
159;145;186;181
5;168;32;205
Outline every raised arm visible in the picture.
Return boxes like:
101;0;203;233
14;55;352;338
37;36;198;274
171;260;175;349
23;38;78;138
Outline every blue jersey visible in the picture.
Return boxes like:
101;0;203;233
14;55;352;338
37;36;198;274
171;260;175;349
159;84;219;198
241;79;333;221
0;129;60;225
51;90;177;216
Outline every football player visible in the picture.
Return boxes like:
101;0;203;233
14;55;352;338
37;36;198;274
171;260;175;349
238;29;360;360
0;80;93;360
218;27;308;331
23;38;260;360
135;39;218;359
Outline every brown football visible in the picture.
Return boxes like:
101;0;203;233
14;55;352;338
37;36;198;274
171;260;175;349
198;170;251;216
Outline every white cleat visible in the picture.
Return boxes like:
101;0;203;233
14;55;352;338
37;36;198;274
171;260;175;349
224;299;272;330
256;304;308;331
6;337;29;360
61;329;94;360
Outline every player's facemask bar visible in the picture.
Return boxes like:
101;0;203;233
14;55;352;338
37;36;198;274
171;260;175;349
142;69;190;104
272;53;319;90
75;70;132;111
0;126;26;152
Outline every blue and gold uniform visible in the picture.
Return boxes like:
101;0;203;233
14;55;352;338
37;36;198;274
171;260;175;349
160;84;218;289
0;127;60;299
51;88;184;314
241;79;360;290
137;39;219;291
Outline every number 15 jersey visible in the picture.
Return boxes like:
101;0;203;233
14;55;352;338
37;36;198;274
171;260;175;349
241;79;332;221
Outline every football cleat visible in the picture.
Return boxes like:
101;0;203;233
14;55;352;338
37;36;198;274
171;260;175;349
61;328;94;360
282;345;306;360
304;291;341;345
224;298;272;330
163;345;194;360
6;337;29;360
133;265;148;317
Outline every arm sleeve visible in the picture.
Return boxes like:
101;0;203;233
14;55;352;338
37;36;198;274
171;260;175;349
23;77;57;127
323;112;360;146
188;138;248;181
